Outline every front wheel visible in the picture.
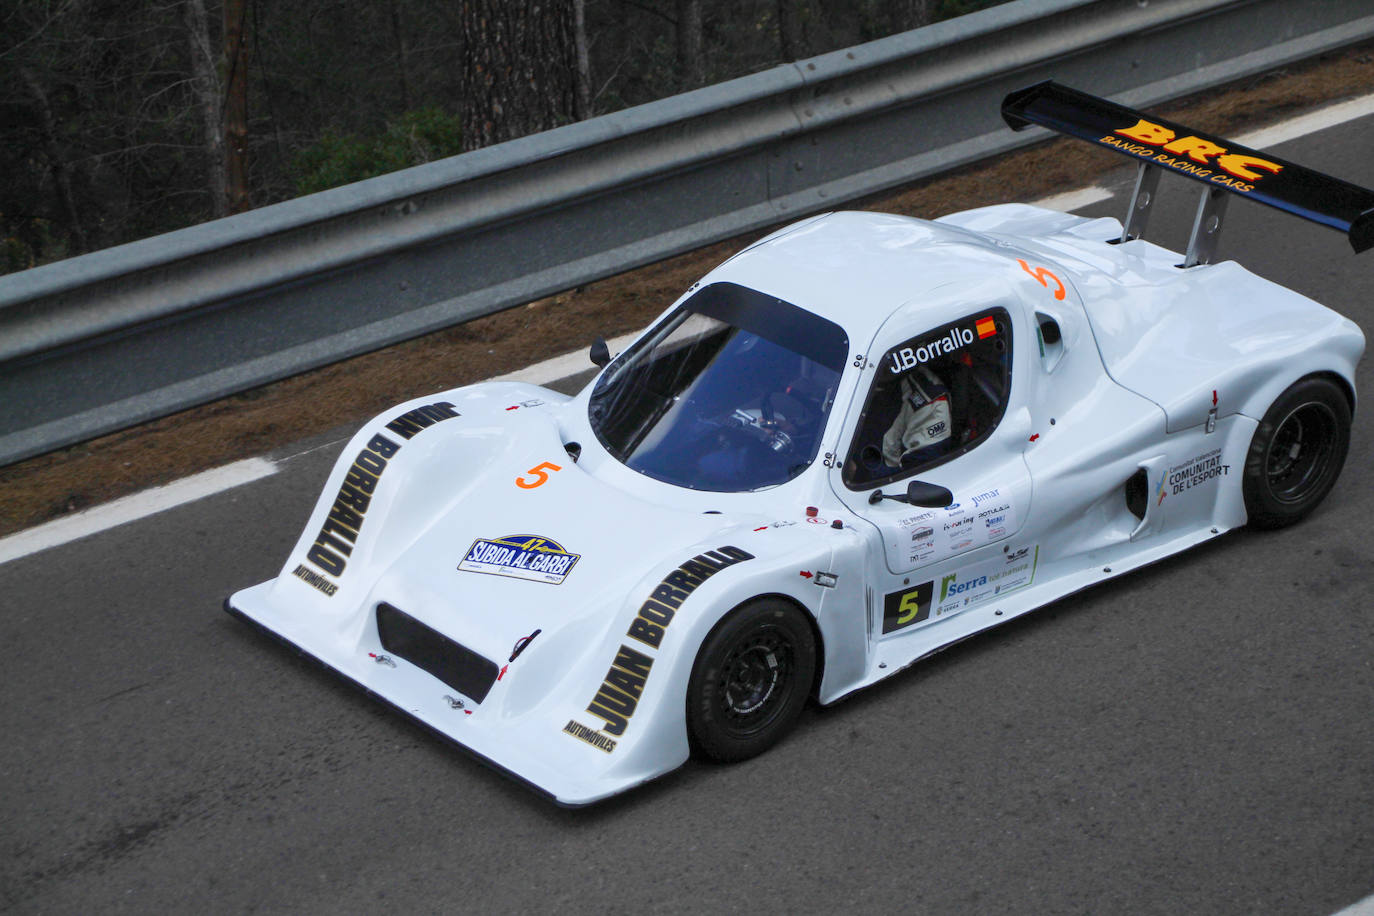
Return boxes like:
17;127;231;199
687;599;816;763
1243;377;1351;530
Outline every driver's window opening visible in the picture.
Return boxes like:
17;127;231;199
589;282;848;492
844;308;1013;490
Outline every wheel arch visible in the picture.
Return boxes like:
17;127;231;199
1308;369;1356;417
696;591;827;701
1239;363;1358;428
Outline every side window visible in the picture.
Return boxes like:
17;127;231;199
843;308;1013;490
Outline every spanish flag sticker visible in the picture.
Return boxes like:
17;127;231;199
975;316;996;339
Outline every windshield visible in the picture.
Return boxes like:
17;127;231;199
588;282;848;492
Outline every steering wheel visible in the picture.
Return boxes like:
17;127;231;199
761;392;777;423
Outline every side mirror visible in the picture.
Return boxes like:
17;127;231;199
589;337;610;368
868;479;954;507
905;479;954;508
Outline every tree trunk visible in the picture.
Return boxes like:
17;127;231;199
388;0;412;112
676;0;703;90
860;0;938;38
19;65;87;255
223;0;250;213
572;0;592;119
458;0;578;151
183;0;227;218
895;0;938;31
777;0;803;62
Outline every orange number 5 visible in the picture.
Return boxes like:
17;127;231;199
1017;258;1066;301
516;461;562;489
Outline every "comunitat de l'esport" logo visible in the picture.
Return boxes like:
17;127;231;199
458;534;581;585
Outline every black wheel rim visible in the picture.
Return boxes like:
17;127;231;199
716;625;795;739
1265;401;1337;503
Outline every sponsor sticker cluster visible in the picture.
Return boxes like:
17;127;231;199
935;545;1039;617
896;488;1016;565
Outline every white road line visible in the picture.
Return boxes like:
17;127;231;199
0;457;277;565
1031;186;1114;211
8;92;1374;562
489;331;640;386
0;334;633;564
1236;93;1374;150
1333;893;1374;916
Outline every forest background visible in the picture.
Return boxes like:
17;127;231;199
3;0;1009;275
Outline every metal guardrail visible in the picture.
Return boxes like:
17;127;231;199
3;0;1373;466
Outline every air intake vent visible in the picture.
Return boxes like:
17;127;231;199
1125;468;1148;521
376;603;499;703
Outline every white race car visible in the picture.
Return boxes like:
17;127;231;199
227;83;1371;805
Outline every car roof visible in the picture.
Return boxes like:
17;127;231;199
700;206;1343;403
701;210;1021;345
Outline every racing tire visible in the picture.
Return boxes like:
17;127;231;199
687;598;816;763
1243;377;1351;530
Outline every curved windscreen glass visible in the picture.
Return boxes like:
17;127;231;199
589;282;848;492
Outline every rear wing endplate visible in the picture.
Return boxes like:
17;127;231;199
1002;81;1374;263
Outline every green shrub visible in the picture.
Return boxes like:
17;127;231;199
293;108;464;196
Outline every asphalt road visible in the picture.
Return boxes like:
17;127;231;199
3;103;1373;916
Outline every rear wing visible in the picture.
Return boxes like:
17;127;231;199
1002;81;1374;264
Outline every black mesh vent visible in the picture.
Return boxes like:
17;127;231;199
376;603;499;704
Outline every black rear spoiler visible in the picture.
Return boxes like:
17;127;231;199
1002;81;1374;262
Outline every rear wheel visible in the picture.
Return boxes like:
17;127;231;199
1243;377;1350;529
687;599;816;763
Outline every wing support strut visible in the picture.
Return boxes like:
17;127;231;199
1117;160;1231;267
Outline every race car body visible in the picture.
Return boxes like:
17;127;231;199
227;83;1367;805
